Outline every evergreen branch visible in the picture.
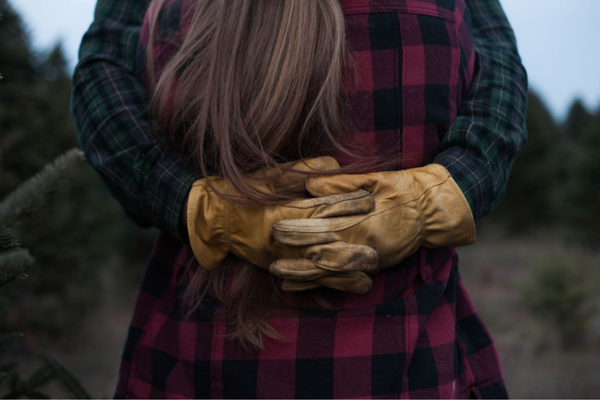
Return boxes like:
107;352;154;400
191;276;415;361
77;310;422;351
0;363;18;375
0;250;32;289
2;375;24;399
0;362;17;389
0;148;84;226
26;365;55;390
38;353;91;399
0;226;20;254
1;366;23;398
0;332;22;353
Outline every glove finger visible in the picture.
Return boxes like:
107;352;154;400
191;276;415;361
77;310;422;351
282;190;374;221
316;271;373;294
306;173;381;197
281;280;322;292
311;191;375;219
286;189;372;213
269;243;377;280
283;271;373;294
273;216;364;247
269;157;341;193
269;258;332;281
290;156;340;172
306;242;378;272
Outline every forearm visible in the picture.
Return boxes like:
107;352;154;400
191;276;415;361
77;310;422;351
435;0;528;222
71;0;200;240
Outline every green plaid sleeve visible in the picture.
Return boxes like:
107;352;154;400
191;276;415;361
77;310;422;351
435;0;528;222
71;0;200;240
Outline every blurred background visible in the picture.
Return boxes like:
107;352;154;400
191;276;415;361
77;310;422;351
1;0;600;397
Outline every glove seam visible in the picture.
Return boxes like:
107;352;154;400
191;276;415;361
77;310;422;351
443;174;477;244
225;202;233;251
283;190;372;210
273;173;451;233
192;180;214;193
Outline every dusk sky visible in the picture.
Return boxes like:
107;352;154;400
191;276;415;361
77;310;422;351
9;0;600;121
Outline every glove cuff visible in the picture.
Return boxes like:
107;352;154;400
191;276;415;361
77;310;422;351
419;164;476;248
187;179;229;270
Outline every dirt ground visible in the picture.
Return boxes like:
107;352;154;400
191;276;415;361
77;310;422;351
458;228;600;398
9;229;600;398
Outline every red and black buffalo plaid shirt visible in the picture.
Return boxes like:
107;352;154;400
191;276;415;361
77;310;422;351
115;0;508;397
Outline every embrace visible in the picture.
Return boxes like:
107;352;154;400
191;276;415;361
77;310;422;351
72;0;527;398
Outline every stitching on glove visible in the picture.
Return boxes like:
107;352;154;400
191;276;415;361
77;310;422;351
283;190;371;209
273;173;451;233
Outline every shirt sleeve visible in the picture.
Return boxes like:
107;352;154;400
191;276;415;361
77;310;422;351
71;0;200;240
434;0;528;222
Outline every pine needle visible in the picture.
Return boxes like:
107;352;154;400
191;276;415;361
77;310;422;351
26;365;55;390
0;148;84;226
0;332;22;353
0;362;18;386
0;226;20;254
38;353;91;399
0;250;32;289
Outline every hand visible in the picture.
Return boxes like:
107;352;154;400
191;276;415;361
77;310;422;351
186;157;379;294
270;163;476;286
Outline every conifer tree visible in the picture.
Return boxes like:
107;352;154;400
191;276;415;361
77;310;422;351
563;99;593;142
560;104;600;245
0;149;91;398
0;0;151;335
492;91;559;230
0;1;122;396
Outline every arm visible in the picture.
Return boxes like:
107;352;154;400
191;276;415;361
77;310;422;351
435;0;528;222
71;0;200;240
71;1;378;294
272;0;528;289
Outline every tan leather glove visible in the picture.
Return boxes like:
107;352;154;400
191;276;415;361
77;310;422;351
187;157;378;293
270;163;476;288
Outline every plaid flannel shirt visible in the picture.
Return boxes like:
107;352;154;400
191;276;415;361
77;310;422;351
96;0;521;397
71;0;527;241
116;233;505;398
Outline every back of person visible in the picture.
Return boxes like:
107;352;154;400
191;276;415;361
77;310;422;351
115;0;504;397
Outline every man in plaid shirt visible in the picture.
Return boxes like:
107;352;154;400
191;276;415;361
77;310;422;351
72;0;527;397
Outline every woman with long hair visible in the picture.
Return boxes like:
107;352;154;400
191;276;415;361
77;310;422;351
73;0;528;397
113;0;486;396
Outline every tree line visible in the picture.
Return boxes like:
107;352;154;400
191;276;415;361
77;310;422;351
492;91;600;245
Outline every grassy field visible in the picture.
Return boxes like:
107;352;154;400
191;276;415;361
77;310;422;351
459;226;600;398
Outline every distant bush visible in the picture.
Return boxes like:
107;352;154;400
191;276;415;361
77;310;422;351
521;257;598;350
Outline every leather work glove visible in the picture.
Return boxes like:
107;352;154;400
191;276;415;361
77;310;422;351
270;163;476;289
186;156;378;293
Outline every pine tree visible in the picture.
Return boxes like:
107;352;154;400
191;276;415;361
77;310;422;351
0;0;34;84
0;149;91;398
492;91;560;231
0;0;151;335
559;104;600;245
0;1;135;396
563;99;593;141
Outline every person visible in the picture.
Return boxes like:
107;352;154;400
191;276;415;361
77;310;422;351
72;0;527;398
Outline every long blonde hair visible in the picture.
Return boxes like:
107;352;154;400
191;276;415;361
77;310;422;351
148;0;356;202
147;0;357;349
